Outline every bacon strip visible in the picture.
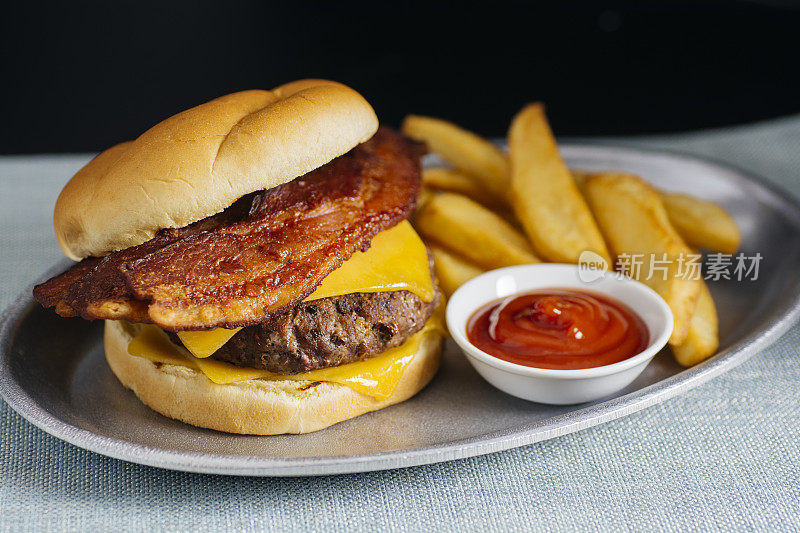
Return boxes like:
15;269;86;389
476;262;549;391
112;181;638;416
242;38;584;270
34;256;101;316
33;128;423;331
34;194;255;323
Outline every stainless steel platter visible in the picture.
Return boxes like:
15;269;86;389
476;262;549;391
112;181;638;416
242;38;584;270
2;143;799;476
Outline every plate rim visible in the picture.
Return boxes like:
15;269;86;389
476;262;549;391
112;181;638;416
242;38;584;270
2;142;800;477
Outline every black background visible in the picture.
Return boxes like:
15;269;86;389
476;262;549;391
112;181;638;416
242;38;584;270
1;0;798;154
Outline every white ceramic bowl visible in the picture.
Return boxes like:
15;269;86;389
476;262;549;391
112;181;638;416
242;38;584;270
446;264;673;405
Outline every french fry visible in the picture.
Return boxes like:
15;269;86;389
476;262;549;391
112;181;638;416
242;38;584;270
659;192;741;254
670;280;719;366
575;169;741;255
401;115;509;202
421;187;520;230
582;173;701;344
508;104;611;264
415;192;540;270
429;244;485;297
423;168;506;210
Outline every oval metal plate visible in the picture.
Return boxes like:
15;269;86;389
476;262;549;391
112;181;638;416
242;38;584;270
2;144;800;476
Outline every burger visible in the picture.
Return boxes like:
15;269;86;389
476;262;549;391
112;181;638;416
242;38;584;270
33;79;443;434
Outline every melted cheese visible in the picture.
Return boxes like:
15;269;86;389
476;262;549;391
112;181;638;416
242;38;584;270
176;328;240;360
129;325;199;370
305;220;434;303
176;221;433;359
128;312;443;400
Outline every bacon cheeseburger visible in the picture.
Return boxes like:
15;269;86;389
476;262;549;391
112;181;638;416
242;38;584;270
33;80;443;434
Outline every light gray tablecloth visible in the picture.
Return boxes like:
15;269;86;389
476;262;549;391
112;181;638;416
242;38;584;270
2;117;799;532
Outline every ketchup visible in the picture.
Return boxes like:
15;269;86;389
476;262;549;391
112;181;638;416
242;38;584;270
466;289;648;370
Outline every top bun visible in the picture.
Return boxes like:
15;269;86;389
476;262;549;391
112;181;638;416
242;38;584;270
54;80;379;260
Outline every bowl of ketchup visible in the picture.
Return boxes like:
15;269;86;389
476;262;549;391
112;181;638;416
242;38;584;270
446;264;673;405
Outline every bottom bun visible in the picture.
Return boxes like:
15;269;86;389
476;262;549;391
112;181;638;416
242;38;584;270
104;319;443;435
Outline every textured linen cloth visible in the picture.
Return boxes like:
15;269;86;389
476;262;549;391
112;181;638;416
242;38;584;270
1;117;799;532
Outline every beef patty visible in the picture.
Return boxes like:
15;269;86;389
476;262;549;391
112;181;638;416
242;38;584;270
170;288;439;374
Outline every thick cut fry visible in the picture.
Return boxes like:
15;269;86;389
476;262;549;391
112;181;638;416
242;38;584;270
402;115;509;202
415;192;540;270
660;192;741;254
429;245;485;297
671;281;719;366
423;168;506;210
573;170;741;254
583;173;701;344
508;104;610;264
420;187;519;230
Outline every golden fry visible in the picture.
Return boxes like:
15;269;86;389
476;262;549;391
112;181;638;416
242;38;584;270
574;170;740;255
508;104;610;264
670;280;719;366
660;192;741;254
429;244;485;297
415;192;540;270
421;186;520;230
582;173;701;344
401;115;509;202
422;168;506;210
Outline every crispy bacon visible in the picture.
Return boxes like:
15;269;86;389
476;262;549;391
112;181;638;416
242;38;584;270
34;194;255;322
33;128;423;330
33;256;102;316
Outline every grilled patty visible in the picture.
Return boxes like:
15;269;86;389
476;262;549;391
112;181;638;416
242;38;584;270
171;288;439;374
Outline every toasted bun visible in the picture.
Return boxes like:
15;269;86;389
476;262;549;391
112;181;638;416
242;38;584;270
56;80;379;260
104;319;442;435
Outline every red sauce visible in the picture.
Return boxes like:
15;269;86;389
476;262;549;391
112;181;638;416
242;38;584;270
466;289;649;370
